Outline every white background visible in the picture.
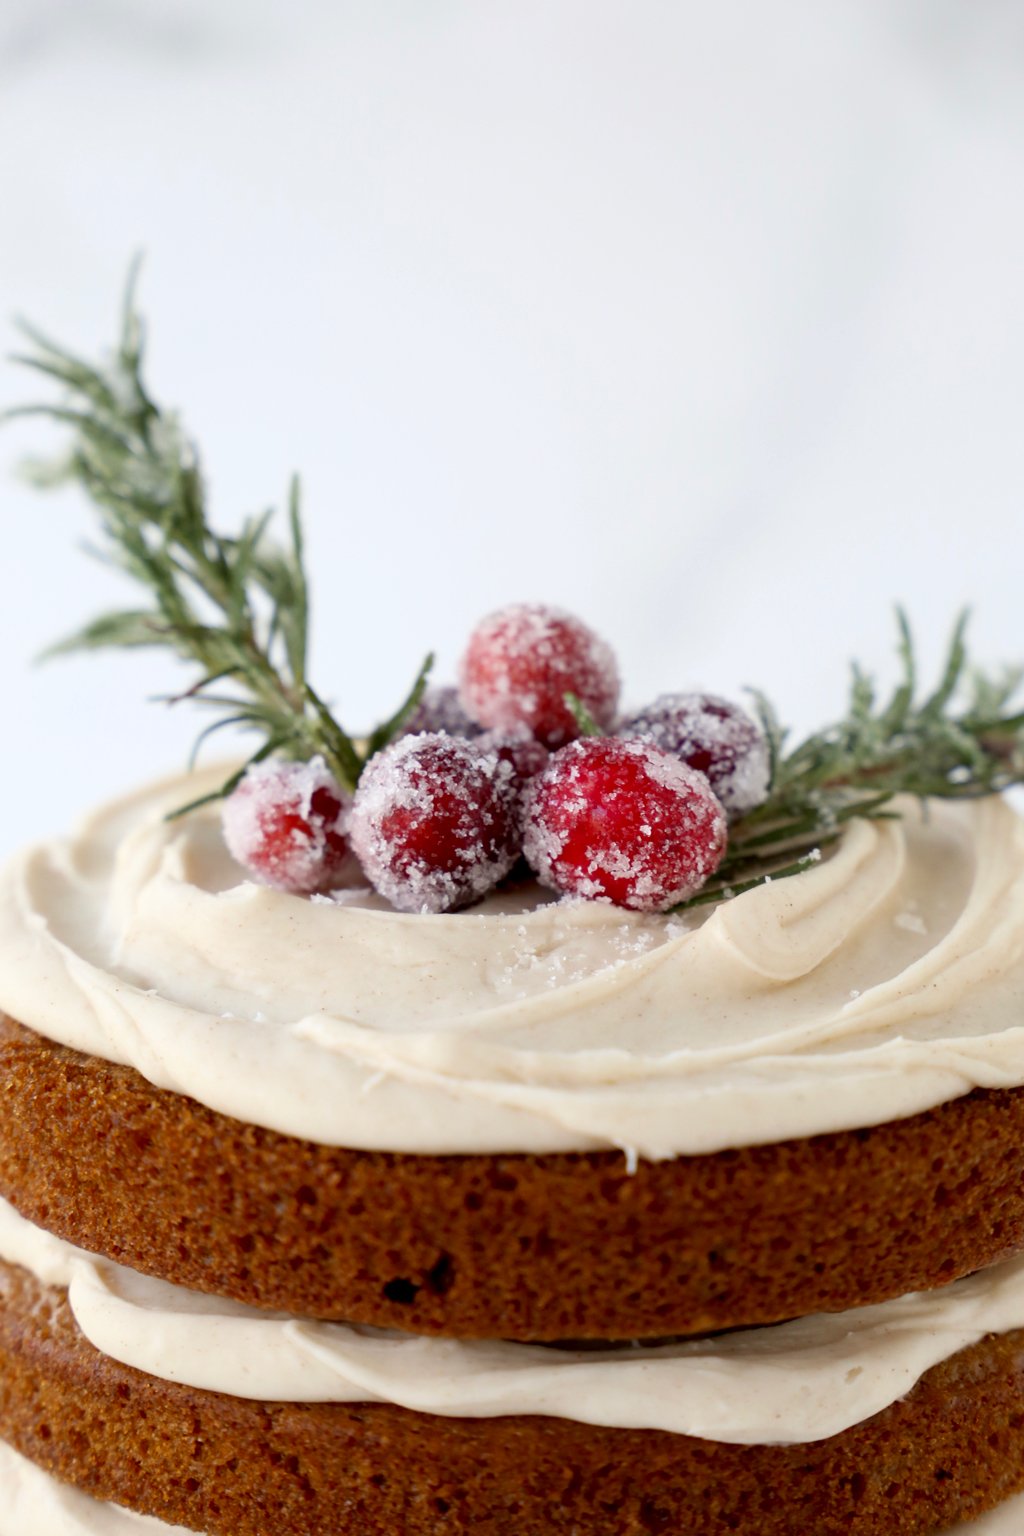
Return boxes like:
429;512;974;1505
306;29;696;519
0;0;1022;855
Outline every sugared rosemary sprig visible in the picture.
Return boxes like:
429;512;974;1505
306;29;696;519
2;269;431;807
679;610;1024;908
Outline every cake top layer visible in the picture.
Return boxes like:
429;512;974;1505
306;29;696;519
1;768;1024;1158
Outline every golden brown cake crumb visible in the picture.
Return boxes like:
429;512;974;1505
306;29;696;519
2;1015;1024;1341
1;1254;1024;1535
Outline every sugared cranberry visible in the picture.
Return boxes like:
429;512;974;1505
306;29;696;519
523;737;728;910
478;727;550;823
222;757;352;894
403;684;480;738
349;733;521;913
618;693;769;816
458;603;620;748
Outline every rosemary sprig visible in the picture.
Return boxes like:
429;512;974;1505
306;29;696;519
2;268;432;805
678;609;1024;909
564;692;603;738
5;280;1022;912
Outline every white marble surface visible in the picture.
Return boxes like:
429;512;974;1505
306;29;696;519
0;1;1023;852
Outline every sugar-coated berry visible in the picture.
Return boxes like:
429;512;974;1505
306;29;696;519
403;684;480;738
222;756;353;894
349;733;521;913
619;693;769;816
458;603;620;748
523;737;728;910
478;727;550;824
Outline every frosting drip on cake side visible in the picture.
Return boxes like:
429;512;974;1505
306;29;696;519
1;768;1024;1156
3;1194;1024;1447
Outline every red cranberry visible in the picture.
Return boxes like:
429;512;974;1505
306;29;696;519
619;693;769;816
523;737;727;910
458;603;620;748
349;733;521;913
221;757;352;894
478;727;550;824
403;684;480;738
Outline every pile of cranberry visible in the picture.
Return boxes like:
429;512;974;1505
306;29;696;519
221;604;770;914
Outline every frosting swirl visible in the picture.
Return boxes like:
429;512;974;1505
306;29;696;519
1;768;1024;1157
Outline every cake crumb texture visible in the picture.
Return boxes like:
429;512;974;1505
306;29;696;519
1;1257;1024;1534
2;1016;1024;1340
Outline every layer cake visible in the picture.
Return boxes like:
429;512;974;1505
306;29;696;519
0;770;1023;1529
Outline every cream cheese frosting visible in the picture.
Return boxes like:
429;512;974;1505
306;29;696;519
4;1193;1024;1447
0;1437;1018;1536
961;1496;1024;1535
2;768;1024;1157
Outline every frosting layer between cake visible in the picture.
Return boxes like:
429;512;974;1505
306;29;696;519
4;1193;1024;1446
1;770;1024;1157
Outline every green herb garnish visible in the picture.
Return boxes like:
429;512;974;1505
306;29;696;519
2;266;430;810
680;610;1024;907
5;274;1024;909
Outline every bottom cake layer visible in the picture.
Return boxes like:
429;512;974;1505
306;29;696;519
4;1240;1024;1536
1;1437;1024;1536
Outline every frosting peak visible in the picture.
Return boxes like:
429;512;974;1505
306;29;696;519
1;768;1024;1157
